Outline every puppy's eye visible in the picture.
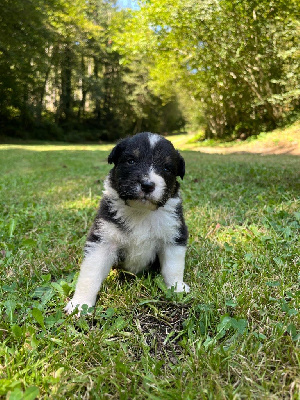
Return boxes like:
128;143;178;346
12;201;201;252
126;158;135;165
164;165;172;173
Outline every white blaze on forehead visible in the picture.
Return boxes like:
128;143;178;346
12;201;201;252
148;133;162;148
148;166;166;201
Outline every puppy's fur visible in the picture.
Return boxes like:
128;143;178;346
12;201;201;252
65;132;189;314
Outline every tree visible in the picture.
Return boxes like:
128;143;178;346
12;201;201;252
116;0;300;138
1;0;297;140
0;0;185;140
0;0;53;131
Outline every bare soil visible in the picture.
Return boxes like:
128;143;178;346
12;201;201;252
189;125;300;155
194;142;300;155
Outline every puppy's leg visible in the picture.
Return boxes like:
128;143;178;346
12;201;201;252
159;245;190;293
65;243;117;314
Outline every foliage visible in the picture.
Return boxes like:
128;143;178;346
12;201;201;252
0;132;299;398
0;0;299;140
0;0;184;140
117;0;300;138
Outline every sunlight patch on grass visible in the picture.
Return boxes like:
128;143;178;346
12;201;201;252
166;133;195;147
63;196;99;211
0;143;113;152
168;120;300;154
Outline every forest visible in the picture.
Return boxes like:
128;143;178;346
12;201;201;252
0;0;299;141
1;2;300;398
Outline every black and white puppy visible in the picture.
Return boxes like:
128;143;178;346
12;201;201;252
65;132;189;314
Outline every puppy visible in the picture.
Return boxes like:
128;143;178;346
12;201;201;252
65;132;189;314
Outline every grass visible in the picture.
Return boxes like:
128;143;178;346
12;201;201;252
0;137;299;399
167;120;300;155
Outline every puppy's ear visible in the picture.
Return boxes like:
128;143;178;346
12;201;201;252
176;151;185;179
108;139;127;165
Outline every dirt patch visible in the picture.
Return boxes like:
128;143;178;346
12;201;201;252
134;302;190;362
192;143;300;155
186;127;300;155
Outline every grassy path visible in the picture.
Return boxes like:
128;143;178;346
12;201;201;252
0;141;299;398
168;120;300;155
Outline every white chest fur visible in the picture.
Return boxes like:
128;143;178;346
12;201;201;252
100;196;182;273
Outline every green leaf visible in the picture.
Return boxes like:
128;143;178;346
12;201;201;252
31;286;52;299
5;300;17;322
287;323;299;341
244;253;253;262
51;282;65;297
11;325;23;338
0;379;17;396
230;318;248;335
109;317;127;332
60;282;72;296
216;315;232;339
139;299;160;305
224;242;233;252
280;299;290;313
288;308;298;316
225;299;237;308
23;386;40;400
293;212;300;221
31;334;39;349
41;274;51;283
53;367;64;379
104;308;115;318
22;238;37;247
45;311;63;327
8;219;17;238
203;335;216;349
254;332;267;340
32;308;45;330
266;281;280;287
8;388;23;400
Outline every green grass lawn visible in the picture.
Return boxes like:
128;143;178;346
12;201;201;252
0;142;299;399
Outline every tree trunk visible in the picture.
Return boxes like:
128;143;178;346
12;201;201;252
59;45;73;122
78;54;87;121
94;57;101;121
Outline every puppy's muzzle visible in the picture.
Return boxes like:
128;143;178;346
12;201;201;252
141;180;155;194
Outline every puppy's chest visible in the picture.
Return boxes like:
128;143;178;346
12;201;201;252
122;234;158;273
119;208;180;273
124;206;180;242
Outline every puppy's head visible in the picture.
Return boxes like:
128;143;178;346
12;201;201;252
108;132;185;210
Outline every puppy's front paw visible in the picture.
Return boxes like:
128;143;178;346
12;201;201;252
169;282;190;293
65;299;94;316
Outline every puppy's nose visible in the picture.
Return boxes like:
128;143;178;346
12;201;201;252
141;180;155;194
